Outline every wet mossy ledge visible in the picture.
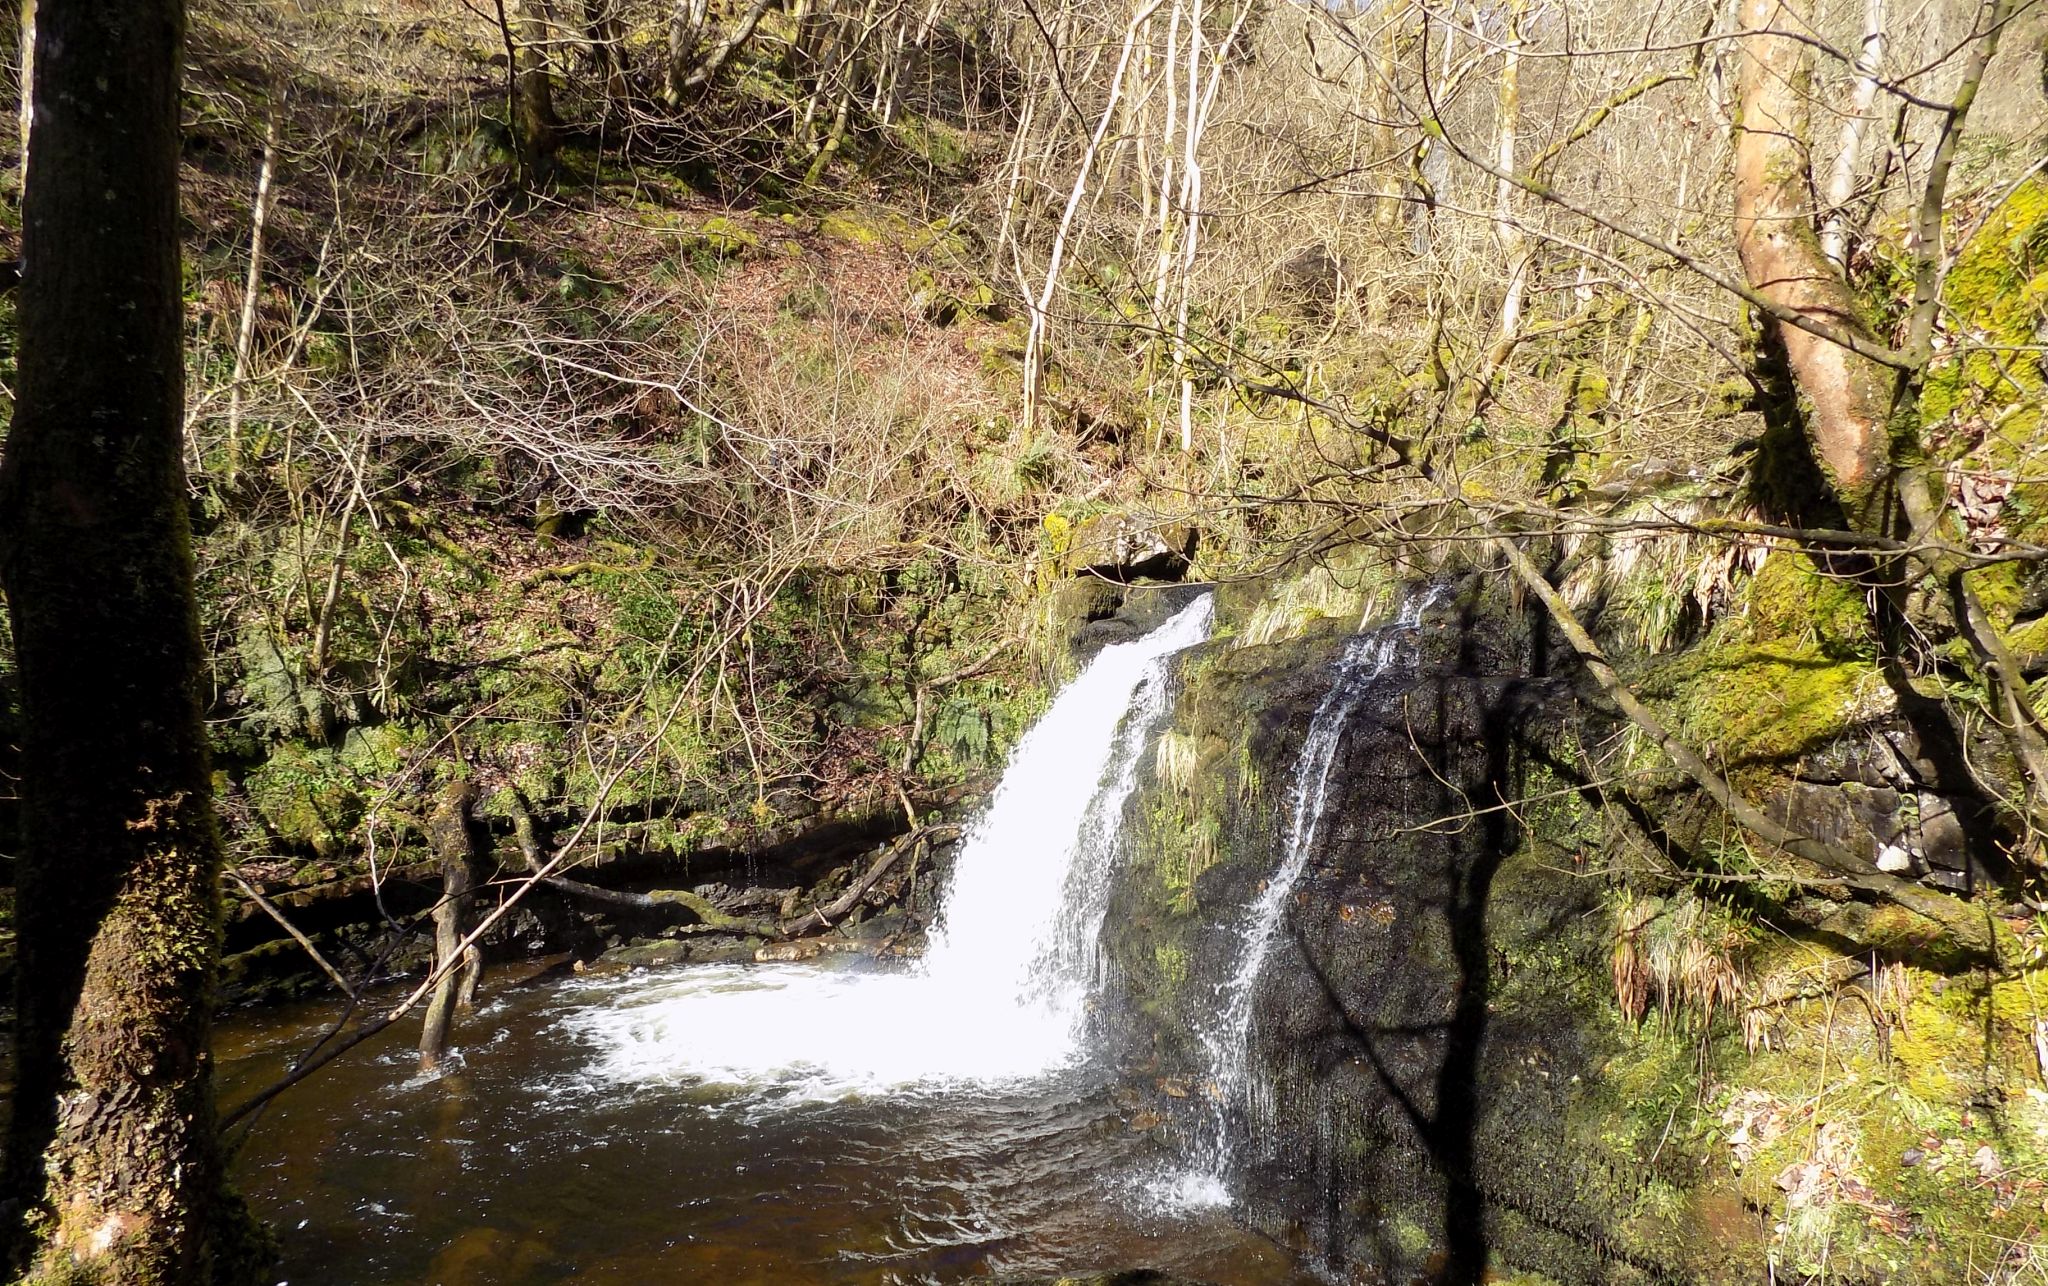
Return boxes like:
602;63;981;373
1086;545;2048;1285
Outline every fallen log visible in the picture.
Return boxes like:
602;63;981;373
504;791;781;932
776;823;961;938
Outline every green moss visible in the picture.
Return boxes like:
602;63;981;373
1743;550;1872;657
1923;177;2048;465
338;723;416;777
1153;943;1190;988
906;267;999;325
679;215;761;265
1143;796;1223;914
241;743;363;855
647;888;752;930
894;117;972;170
1385;1213;1433;1258
1674;941;2048;1286
1958;541;2032;622
820;208;908;246
1650;639;1881;766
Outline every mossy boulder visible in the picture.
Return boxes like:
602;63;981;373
240;743;364;856
819;207;912;246
907;266;1002;325
1923;177;2047;466
682;215;761;260
1060;513;1197;582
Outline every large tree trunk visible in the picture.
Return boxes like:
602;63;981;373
0;0;238;1280
1731;0;1897;528
1734;0;2048;856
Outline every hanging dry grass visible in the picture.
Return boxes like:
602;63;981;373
1612;890;1751;1029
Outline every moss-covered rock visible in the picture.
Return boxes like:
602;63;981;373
1923;177;2048;466
681;214;761;260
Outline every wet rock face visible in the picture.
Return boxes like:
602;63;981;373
1225;674;1625;1281
1065;582;1214;667
1101;584;1703;1283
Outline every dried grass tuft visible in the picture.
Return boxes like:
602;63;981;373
1612;890;1750;1029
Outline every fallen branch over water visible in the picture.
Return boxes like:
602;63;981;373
226;870;358;1000
504;789;784;932
778;823;961;938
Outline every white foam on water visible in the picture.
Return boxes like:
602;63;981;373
564;594;1215;1100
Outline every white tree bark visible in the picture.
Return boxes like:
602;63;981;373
1818;0;1885;272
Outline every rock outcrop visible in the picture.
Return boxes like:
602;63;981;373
1098;576;1751;1282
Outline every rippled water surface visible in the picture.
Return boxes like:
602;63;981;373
219;958;1313;1285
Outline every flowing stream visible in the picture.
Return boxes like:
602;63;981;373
219;593;1313;1283
1161;587;1443;1206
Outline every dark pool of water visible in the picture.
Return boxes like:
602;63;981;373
217;963;1314;1284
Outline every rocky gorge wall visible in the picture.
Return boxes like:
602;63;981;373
1067;544;2048;1285
1094;576;1748;1283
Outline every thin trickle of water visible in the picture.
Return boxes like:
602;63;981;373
565;594;1214;1100
1159;585;1443;1207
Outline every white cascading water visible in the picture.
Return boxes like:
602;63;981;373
1161;585;1443;1206
566;594;1214;1099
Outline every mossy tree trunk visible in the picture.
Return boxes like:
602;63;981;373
1732;0;2048;854
0;0;240;1279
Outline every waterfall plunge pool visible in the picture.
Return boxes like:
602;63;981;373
215;960;1313;1284
218;595;1313;1283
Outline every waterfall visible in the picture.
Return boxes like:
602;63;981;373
567;594;1214;1100
1163;586;1442;1205
920;594;1212;1005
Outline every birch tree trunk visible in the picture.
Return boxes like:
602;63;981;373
1478;3;1527;400
1022;0;1164;431
1731;0;1894;526
1818;0;1884;271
